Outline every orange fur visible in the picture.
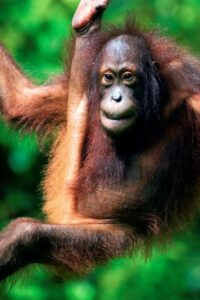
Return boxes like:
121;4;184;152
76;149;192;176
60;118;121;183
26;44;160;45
43;95;89;224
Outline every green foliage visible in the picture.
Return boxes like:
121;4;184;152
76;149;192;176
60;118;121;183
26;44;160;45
0;0;200;299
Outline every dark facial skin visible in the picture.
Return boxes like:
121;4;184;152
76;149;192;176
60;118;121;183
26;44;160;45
99;35;144;137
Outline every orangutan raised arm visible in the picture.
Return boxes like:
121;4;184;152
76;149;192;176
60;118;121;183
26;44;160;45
0;44;68;133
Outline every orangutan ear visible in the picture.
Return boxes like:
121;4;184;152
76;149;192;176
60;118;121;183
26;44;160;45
188;94;200;117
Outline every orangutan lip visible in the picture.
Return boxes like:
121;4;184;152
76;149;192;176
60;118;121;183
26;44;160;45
102;110;135;121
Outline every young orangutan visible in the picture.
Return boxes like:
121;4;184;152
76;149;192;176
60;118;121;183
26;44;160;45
0;0;200;281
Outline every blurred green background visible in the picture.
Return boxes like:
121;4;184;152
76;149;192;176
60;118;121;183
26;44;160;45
0;0;200;299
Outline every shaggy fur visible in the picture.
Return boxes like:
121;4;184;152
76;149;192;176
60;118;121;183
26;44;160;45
0;19;200;281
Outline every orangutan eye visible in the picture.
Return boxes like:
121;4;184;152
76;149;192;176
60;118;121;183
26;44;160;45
122;72;136;85
101;72;114;86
